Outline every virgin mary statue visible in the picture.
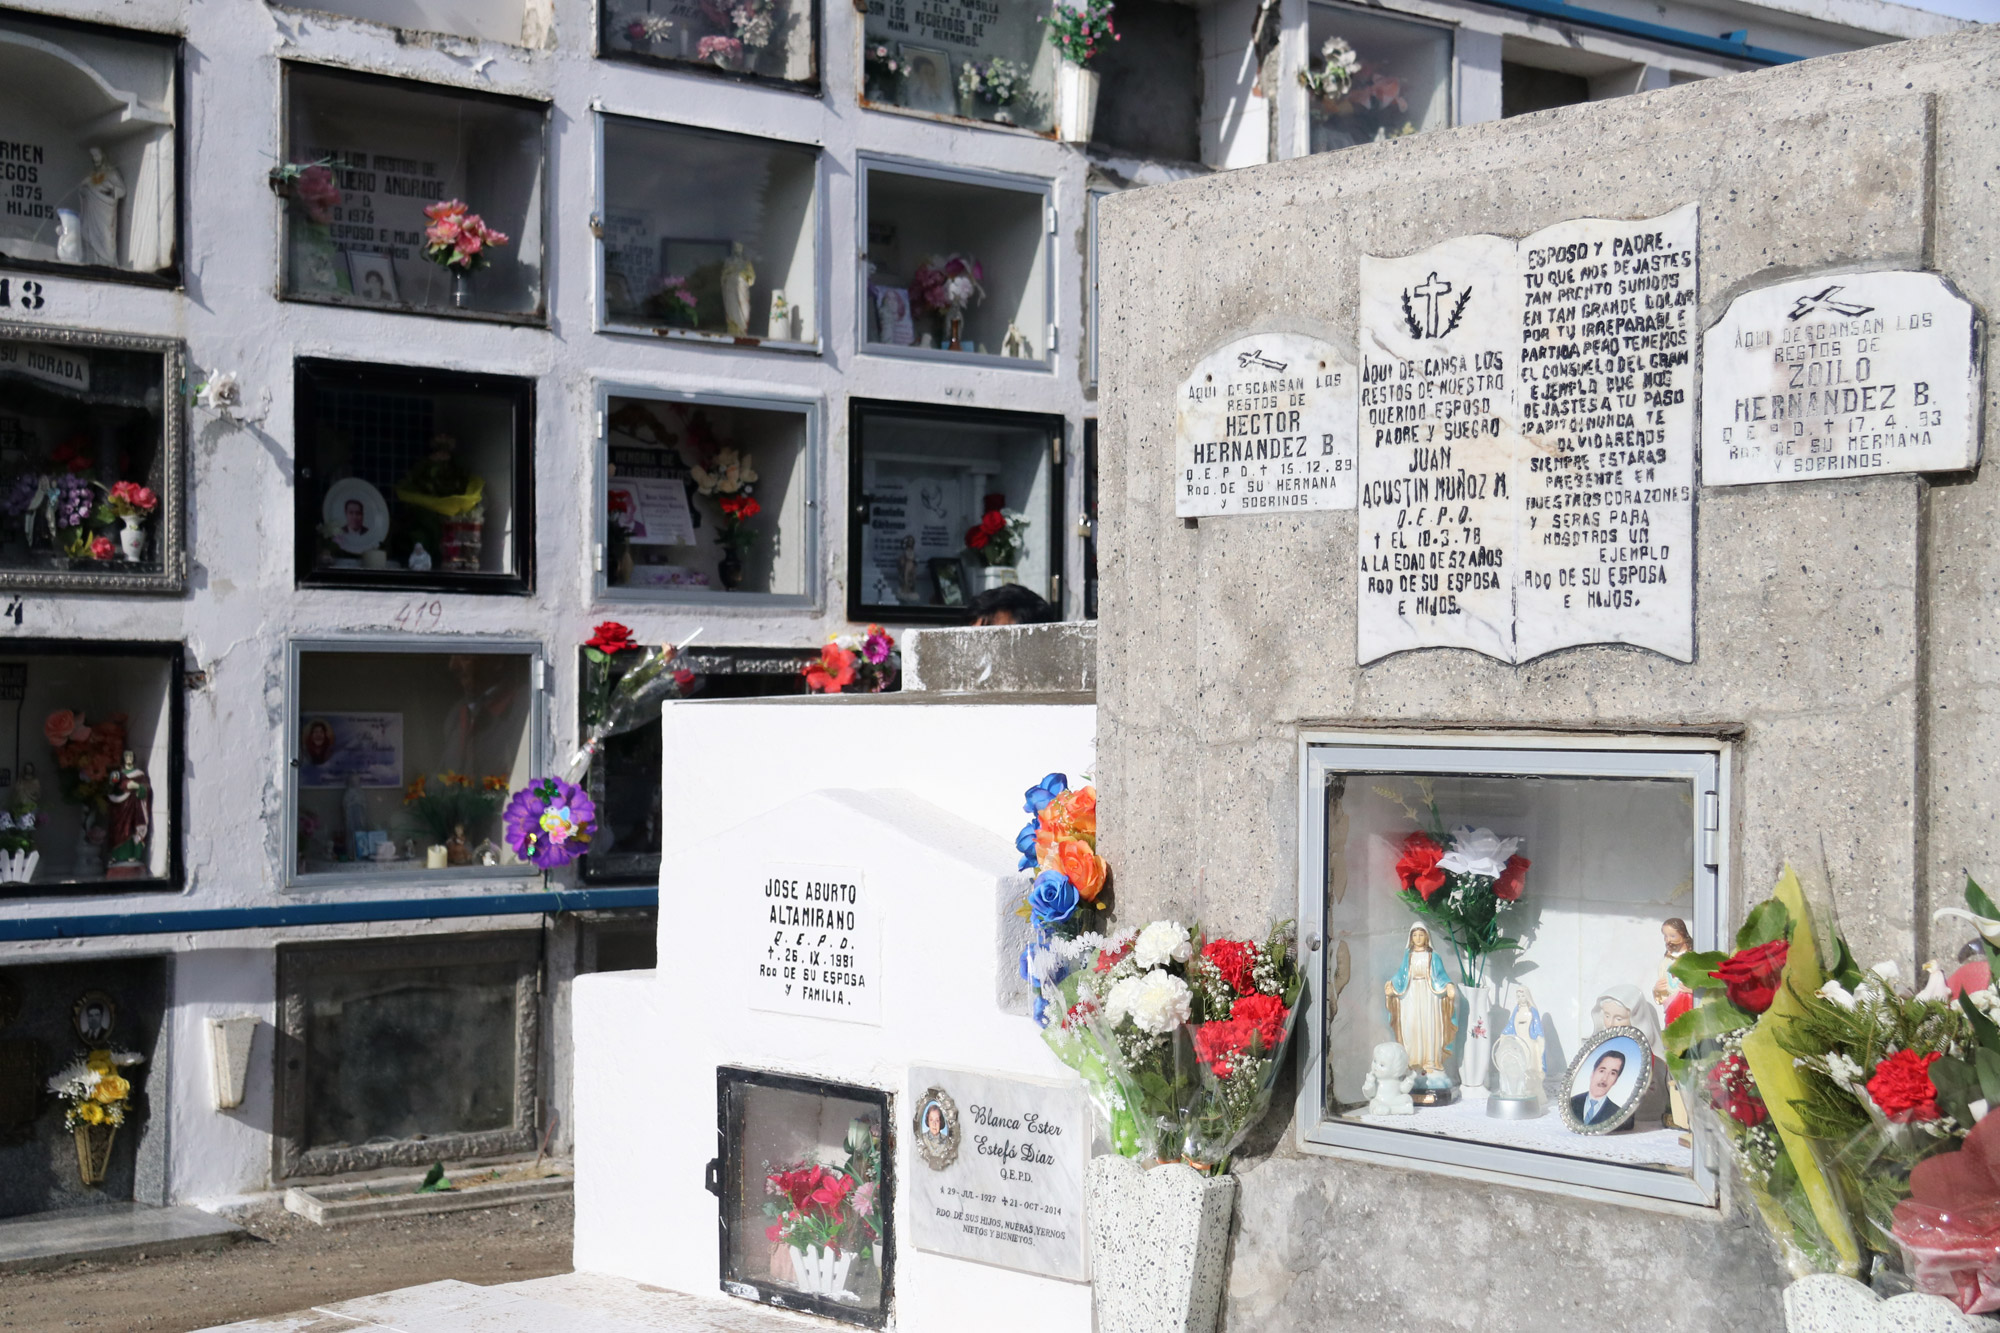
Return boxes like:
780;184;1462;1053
1384;924;1458;1076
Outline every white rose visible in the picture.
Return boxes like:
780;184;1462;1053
1107;969;1191;1035
1437;826;1521;881
1132;921;1193;970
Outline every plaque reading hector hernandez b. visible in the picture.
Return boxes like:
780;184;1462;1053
1174;333;1358;516
1702;271;1982;486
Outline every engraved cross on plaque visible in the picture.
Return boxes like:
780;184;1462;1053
1414;272;1454;337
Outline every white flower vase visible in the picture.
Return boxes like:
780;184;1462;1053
0;849;35;883
1460;975;1495;1090
1088;1155;1236;1333
787;1244;857;1300
1056;61;1101;144
118;516;145;563
976;564;1018;592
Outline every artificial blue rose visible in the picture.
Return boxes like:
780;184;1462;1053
1016;817;1041;870
1029;868;1079;929
1023;772;1069;815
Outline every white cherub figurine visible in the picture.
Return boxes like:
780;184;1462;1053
1362;1040;1417;1115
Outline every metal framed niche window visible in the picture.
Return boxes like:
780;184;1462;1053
598;0;820;91
1296;732;1728;1210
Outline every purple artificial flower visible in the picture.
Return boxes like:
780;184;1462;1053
1;475;37;519
862;631;891;665
55;474;93;529
502;776;597;869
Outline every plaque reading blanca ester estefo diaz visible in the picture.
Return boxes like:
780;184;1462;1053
1701;271;1982;486
747;862;881;1026
1174;332;1359;516
905;1065;1089;1281
1356;204;1698;666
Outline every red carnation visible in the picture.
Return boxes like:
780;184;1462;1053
1709;939;1789;1014
585;621;637;654
1232;992;1288;1051
1395;831;1447;901
1202;938;1257;996
1868;1049;1944;1124
1494;854;1530;901
1193;1018;1252;1077
1706;1052;1769;1127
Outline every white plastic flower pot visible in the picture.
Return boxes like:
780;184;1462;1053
787;1243;857;1300
1088;1155;1237;1333
1056;62;1100;144
0;849;35;884
977;564;1019;592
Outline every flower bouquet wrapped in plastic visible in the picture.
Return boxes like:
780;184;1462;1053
568;620;698;781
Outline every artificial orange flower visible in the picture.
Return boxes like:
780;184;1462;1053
482;775;509;793
404;775;428;803
1053;838;1107;901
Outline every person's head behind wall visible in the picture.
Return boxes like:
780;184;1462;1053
966;583;1058;627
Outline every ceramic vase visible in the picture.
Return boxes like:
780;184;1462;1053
74;1122;116;1185
1460;975;1495;1091
976;564;1018;592
1056;62;1101;143
118;516;145;562
0;849;35;884
452;269;470;309
1087;1155;1236;1333
718;552;745;590
787;1243;856;1299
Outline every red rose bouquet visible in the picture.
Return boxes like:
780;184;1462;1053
571;623;697;780
1379;785;1530;995
964;493;1028;569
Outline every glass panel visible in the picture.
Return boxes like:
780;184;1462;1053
295;360;530;591
600;0;816;85
0;336;170;578
0;13;177;277
1502;63;1590;118
604;396;810;597
600;117;818;344
295;649;533;875
1323;768;1700;1180
281;65;546;319
300;954;521;1151
1089;0;1199;161
0;650;173;889
1304;4;1451;154
864;167;1047;362
852;403;1056;617
723;1073;888;1324
862;0;1054;131
271;0;547;47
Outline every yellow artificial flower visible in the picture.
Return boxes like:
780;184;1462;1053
403;775;428;803
482;774;509;793
86;1050;114;1075
92;1073;129;1103
77;1100;106;1125
440;771;471;789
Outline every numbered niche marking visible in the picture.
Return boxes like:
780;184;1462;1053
0;278;46;310
392;599;442;632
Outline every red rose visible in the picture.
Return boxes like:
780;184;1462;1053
1395;831;1447;901
585;621;637;654
1664;988;1694;1027
980;510;1006;534
1706;1052;1769;1127
1494;854;1530;901
983;493;1006;511
1868;1049;1944;1123
1202;938;1257;996
966;527;989;549
1709;938;1789;1014
1232;993;1288;1051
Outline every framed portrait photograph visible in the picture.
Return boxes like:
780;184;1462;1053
346;252;400;306
911;1084;959;1170
898;44;955;116
929;557;967;607
1560;1026;1653;1135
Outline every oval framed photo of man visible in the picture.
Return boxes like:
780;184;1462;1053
1560;1026;1653;1135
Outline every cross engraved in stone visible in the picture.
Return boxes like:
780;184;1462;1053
1413;272;1453;337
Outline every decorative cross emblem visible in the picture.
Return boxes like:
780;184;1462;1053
1413;272;1454;337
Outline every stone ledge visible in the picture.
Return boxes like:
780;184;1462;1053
0;1201;246;1274
904;621;1097;696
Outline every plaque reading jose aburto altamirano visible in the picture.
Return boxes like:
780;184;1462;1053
1357;205;1698;665
1174;333;1358;516
1701;271;1982;486
746;862;881;1025
905;1064;1089;1281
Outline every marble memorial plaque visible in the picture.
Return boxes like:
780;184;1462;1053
1175;333;1358;516
1702;271;1981;486
1357;205;1698;664
747;862;881;1025
905;1064;1089;1281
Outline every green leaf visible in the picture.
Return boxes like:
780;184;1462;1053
1671;950;1731;990
1931;1056;1981;1129
1976;1047;2000;1107
1738;898;1792;949
1487;937;1522;952
1968;874;2000;922
1960;990;2000;1053
1663;997;1755;1057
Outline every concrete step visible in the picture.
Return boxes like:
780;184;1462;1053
0;1200;247;1273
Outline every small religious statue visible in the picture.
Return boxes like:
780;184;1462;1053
408;542;433;572
1002;323;1030;358
446;822;472;867
721;242;755;336
1501;986;1546;1079
1361;1041;1416;1115
1654;918;1695;1129
79;147;126;268
897;535;919;601
104;751;151;878
1384;923;1458;1103
55;209;83;265
0;761;39;884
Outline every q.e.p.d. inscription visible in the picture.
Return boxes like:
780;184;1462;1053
746;862;880;1026
1175;333;1357;516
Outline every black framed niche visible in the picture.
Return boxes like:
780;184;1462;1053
0;10;180;287
600;0;818;91
295;359;533;594
579;644;814;886
715;1066;891;1327
279;64;548;324
0;639;183;898
848;399;1064;625
0;323;185;594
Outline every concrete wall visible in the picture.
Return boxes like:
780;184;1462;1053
1095;28;2000;1332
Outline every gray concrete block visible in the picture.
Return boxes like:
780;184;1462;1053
904;622;1097;696
0;1201;245;1273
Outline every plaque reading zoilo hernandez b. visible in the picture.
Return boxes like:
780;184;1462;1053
905;1064;1088;1281
1174;333;1358;516
1703;271;1982;485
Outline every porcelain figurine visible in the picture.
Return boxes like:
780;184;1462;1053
104;751;151;877
79;147;126;267
1384;923;1458;1092
1361;1041;1416;1115
55;209;83;264
1501;986;1546;1080
721;242;755;336
408;542;433;572
1491;1034;1537;1099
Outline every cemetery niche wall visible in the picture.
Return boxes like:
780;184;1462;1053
0;323;184;592
0;11;177;283
600;0;817;88
1303;2;1450;156
279;64;547;322
861;0;1055;132
598;115;819;349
